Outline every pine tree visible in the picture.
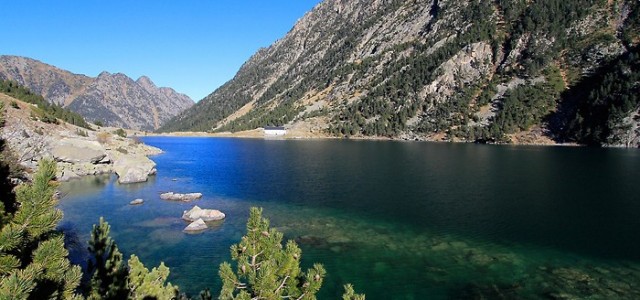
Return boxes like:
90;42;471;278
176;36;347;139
342;284;365;300
87;218;178;300
218;207;326;300
87;217;129;300
0;159;82;299
0;101;4;127
127;254;177;299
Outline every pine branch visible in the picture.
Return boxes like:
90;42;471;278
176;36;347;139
274;275;290;294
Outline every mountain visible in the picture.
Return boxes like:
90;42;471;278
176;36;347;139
0;55;194;131
162;0;640;147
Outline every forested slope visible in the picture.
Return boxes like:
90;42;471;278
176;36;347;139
163;0;640;146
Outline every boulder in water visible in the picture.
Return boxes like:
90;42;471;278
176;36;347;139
182;205;225;222
184;218;207;232
160;192;202;202
130;199;144;205
113;155;157;184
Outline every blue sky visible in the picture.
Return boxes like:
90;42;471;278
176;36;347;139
0;1;321;101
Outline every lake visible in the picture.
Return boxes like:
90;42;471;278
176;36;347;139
58;137;640;299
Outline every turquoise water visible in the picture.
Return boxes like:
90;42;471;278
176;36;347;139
58;137;640;298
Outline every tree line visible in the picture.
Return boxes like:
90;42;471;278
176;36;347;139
0;80;92;129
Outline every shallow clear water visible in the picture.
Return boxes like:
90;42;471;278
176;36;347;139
58;137;640;298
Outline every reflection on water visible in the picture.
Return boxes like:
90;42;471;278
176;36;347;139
57;138;640;299
58;174;110;199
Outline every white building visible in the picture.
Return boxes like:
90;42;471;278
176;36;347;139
264;126;286;136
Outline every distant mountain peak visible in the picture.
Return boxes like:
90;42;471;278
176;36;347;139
136;75;157;89
0;57;194;131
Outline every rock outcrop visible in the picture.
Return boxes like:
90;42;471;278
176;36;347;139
113;155;157;184
0;93;162;183
160;192;202;202
0;55;194;131
51;138;108;164
182;206;225;222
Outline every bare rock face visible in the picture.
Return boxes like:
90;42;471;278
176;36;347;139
51;138;107;164
423;42;494;104
182;206;225;222
68;72;194;131
0;55;194;131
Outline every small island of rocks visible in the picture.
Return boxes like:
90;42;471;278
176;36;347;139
182;206;226;232
160;192;203;202
182;205;226;222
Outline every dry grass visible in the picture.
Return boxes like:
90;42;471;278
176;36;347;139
96;132;111;144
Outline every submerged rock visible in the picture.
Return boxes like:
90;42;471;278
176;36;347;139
184;218;207;232
160;192;202;202
129;199;144;205
295;235;328;248
182;205;225;222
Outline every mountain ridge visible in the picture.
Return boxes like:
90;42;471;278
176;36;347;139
162;0;639;147
0;55;194;131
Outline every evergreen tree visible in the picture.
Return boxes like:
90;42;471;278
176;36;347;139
127;254;177;300
218;207;326;300
87;217;129;300
87;218;178;300
342;284;365;300
218;207;364;300
0;101;4;127
0;159;82;299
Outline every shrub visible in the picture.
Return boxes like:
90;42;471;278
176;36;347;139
97;132;111;144
0;102;4;127
114;128;127;138
40;113;59;124
94;120;104;127
9;100;19;109
115;147;128;154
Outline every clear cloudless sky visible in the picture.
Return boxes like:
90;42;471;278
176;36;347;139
0;0;322;101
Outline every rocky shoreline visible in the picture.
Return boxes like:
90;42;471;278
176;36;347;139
1;95;161;183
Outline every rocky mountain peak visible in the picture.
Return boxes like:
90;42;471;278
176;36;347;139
0;56;194;131
136;76;156;88
162;0;639;147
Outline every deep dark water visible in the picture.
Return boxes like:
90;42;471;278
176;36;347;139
58;137;640;299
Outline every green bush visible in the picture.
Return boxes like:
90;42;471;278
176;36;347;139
114;128;127;138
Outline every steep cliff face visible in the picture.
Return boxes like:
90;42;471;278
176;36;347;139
163;0;639;147
0;56;194;131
